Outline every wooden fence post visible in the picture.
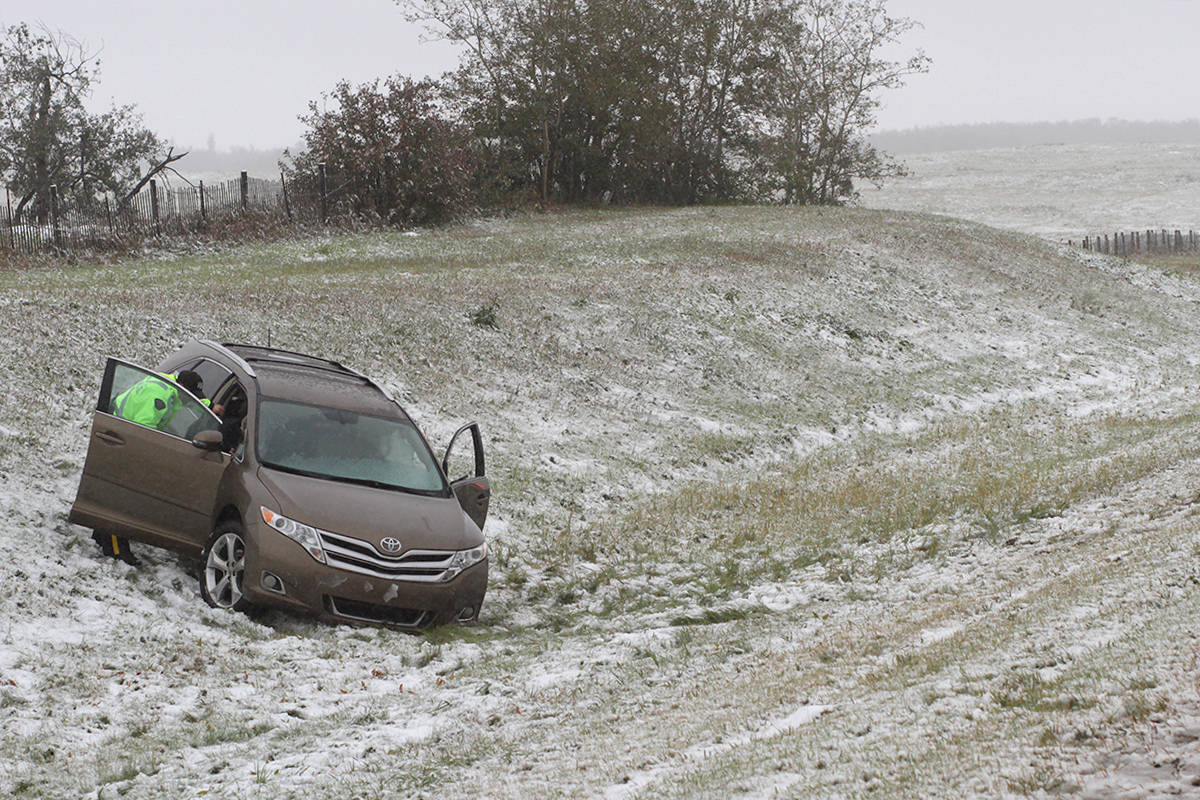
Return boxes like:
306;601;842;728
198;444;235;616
280;170;292;220
104;194;113;234
50;184;62;249
240;171;249;212
199;180;207;222
150;179;160;235
319;163;328;223
4;187;13;250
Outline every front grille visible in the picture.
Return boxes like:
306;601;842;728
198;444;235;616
325;596;432;628
318;529;454;582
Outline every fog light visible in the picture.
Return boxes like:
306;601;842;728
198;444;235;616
457;606;476;622
261;571;286;594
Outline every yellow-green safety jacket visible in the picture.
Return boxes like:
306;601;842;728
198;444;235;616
112;373;208;430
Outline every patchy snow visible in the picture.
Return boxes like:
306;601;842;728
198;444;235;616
857;142;1200;240
4;163;1200;797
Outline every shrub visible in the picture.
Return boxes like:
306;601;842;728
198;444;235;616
283;77;476;226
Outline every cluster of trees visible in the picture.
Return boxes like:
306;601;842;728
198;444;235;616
1;1;926;232
0;23;183;223
403;0;927;206
287;0;925;220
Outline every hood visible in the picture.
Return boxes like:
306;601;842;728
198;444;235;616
256;466;480;551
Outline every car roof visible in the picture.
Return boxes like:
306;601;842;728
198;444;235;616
209;342;407;418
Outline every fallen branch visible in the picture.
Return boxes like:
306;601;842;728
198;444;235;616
120;147;188;207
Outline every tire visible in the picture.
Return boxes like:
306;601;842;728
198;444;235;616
200;520;251;612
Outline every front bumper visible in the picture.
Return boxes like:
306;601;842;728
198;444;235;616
243;520;488;628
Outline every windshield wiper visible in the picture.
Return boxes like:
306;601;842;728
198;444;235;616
332;475;402;491
324;474;448;496
260;461;329;481
261;461;443;495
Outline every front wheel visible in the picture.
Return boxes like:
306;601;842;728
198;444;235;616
200;521;251;612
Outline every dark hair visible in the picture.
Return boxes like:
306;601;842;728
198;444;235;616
176;370;204;396
226;390;247;416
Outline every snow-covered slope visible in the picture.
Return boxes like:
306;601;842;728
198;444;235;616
3;206;1200;798
857;142;1200;239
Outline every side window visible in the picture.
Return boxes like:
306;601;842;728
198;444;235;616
162;393;220;440
102;361;149;415
179;358;233;403
104;361;219;439
442;423;485;483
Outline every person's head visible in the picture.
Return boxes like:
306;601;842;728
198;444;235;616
176;370;204;398
226;389;247;417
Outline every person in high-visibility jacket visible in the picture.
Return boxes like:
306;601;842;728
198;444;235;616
97;370;207;564
112;369;206;430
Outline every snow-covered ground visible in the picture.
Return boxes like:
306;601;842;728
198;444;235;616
857;142;1200;240
4;185;1200;797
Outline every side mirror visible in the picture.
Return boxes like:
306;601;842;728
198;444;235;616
192;429;224;452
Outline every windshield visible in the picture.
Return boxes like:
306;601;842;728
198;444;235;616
256;398;447;494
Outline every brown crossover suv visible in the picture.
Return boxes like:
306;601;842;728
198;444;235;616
69;340;491;628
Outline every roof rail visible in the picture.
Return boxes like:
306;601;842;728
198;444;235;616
199;340;257;378
222;342;349;371
221;343;389;395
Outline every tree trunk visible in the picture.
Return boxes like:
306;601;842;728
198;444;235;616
32;75;53;223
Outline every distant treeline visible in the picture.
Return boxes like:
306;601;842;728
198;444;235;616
194;119;1200;172
871;119;1200;154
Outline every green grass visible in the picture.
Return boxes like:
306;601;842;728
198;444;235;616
1131;251;1200;275
532;402;1200;625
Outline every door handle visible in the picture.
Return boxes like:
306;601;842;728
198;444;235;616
96;430;125;446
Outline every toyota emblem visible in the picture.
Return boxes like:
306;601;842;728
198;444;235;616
379;537;402;554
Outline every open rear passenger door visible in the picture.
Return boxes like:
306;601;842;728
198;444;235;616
442;422;490;531
69;359;229;553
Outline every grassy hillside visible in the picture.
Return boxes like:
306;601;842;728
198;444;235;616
3;207;1200;798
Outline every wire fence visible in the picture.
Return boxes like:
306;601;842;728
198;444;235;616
2;166;350;255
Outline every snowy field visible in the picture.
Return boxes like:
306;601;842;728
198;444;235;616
4;191;1200;797
857;142;1200;240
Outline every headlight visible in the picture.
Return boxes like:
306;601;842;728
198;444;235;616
261;507;327;563
442;541;487;581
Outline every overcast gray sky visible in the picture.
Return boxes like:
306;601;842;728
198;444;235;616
3;0;1198;150
882;0;1200;131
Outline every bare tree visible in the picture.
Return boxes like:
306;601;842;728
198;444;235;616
0;23;176;221
745;0;929;204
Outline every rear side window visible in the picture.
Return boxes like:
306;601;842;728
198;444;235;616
179;358;234;403
104;361;220;440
